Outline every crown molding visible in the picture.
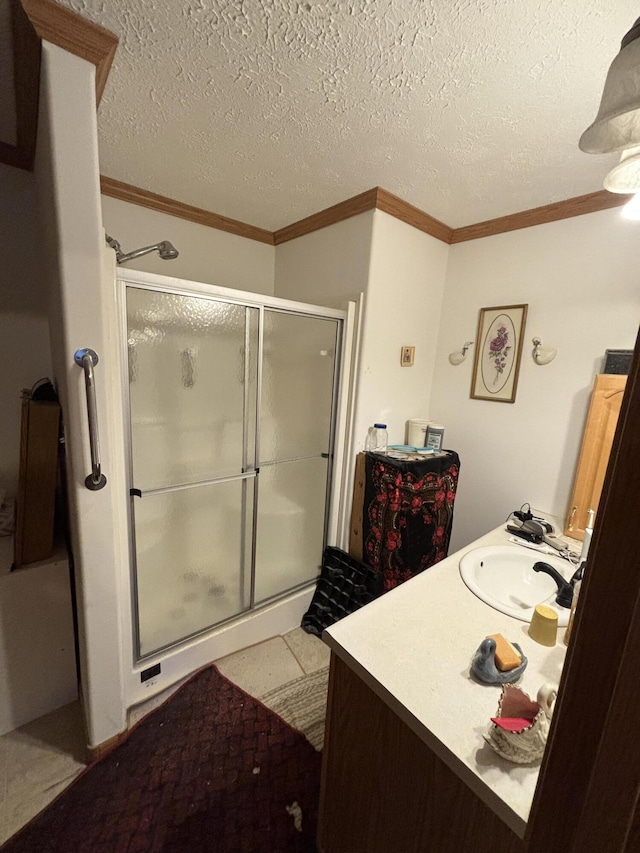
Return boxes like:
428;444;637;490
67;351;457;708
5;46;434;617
100;176;629;249
451;189;629;243
100;176;275;245
273;187;454;245
21;0;118;104
273;188;378;244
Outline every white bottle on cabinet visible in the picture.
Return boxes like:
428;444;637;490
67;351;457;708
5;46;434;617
365;424;388;454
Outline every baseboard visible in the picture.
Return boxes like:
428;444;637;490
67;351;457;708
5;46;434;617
86;730;128;762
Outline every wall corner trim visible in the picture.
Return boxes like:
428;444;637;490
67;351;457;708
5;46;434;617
21;0;118;104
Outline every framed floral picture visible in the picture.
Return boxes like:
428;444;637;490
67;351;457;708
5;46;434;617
470;304;528;403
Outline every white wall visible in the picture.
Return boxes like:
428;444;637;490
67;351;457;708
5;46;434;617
101;195;275;295
275;209;450;447
0;163;51;496
36;43;127;747
354;210;449;450
274;209;450;545
430;208;640;552
0;555;76;736
274;210;374;308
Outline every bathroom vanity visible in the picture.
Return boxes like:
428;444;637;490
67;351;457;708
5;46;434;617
318;521;571;853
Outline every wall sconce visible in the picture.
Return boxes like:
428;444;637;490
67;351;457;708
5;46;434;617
448;341;474;365
621;192;640;219
532;337;557;365
603;145;640;194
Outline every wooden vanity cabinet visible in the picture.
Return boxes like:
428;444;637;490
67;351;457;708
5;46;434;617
318;654;521;853
564;374;626;540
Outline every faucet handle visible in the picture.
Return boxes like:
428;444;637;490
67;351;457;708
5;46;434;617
570;561;586;585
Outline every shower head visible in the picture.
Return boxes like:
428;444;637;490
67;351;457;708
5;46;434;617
156;241;179;260
105;234;179;265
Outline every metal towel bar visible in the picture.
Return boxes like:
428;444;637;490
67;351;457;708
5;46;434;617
74;348;107;490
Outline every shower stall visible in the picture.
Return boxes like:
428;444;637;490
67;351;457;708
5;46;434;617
120;271;350;664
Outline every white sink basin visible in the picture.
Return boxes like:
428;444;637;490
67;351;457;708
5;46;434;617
459;545;573;626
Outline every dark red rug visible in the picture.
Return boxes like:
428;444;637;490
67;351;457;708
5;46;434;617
1;666;322;852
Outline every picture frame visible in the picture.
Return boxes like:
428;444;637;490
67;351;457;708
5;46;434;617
400;346;415;367
470;304;528;403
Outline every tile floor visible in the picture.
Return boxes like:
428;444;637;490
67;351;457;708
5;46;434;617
0;627;330;846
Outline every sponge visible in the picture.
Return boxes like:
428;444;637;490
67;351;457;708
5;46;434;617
486;633;522;672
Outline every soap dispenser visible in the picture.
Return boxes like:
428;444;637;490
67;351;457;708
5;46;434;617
564;554;587;647
564;573;583;646
580;508;595;563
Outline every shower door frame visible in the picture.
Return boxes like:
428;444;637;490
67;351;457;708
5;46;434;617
117;269;352;665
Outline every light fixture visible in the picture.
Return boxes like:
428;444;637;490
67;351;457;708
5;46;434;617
603;144;640;192
621;192;640;219
580;17;640;155
448;341;474;366
532;338;557;366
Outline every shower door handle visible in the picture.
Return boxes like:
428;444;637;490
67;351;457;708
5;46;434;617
74;347;108;491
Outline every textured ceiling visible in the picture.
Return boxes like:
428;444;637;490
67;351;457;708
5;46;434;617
60;0;636;230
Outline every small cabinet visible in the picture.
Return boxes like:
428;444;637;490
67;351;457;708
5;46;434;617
349;450;460;590
565;374;626;540
318;654;521;853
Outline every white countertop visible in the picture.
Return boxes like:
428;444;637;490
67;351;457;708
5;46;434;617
323;518;579;838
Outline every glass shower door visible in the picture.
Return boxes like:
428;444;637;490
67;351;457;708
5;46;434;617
254;310;340;603
126;287;259;658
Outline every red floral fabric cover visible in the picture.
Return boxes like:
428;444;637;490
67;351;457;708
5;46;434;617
363;451;460;591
